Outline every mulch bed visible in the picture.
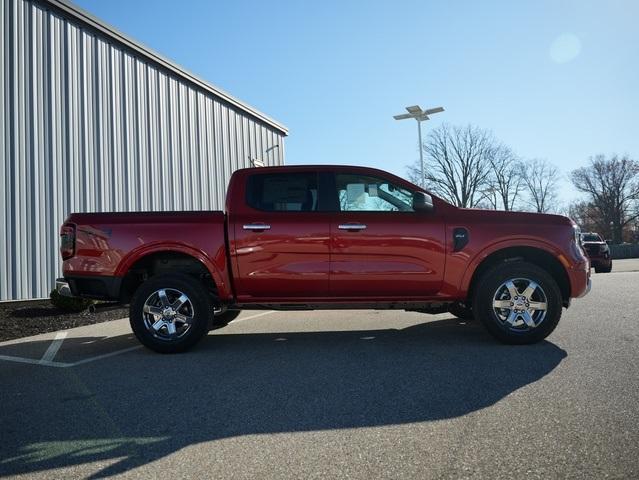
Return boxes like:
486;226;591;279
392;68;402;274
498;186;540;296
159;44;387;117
0;299;128;342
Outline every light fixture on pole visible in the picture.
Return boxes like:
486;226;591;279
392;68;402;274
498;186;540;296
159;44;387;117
394;105;444;186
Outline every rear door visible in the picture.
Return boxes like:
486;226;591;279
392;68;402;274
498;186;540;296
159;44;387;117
230;171;332;301
329;171;446;298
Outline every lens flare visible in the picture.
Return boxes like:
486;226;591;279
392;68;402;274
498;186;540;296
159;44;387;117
549;33;582;64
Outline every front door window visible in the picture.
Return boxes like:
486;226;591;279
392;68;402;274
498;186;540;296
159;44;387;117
336;174;414;212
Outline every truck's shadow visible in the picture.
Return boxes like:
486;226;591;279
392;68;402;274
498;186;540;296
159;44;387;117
0;318;567;478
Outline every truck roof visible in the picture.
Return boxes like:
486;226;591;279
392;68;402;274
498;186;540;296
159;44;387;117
236;164;391;171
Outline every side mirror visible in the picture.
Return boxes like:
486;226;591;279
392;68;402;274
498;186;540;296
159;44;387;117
412;191;434;212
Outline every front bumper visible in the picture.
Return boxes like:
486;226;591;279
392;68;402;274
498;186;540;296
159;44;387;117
566;253;591;300
577;277;592;298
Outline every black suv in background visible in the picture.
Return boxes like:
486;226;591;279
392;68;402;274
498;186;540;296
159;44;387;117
581;232;613;273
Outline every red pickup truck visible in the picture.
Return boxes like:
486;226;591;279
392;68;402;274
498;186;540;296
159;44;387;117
57;165;591;352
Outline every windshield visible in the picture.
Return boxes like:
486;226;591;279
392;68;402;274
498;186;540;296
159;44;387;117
581;233;602;242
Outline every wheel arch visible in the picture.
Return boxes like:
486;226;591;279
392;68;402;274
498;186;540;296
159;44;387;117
116;245;229;303
463;244;571;307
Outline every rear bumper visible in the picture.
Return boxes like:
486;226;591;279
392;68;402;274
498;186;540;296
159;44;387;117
59;275;122;301
55;278;73;297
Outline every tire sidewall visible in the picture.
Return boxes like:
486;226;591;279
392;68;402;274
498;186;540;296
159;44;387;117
130;273;212;353
214;309;241;323
448;302;474;321
473;261;563;344
209;309;241;330
596;265;612;273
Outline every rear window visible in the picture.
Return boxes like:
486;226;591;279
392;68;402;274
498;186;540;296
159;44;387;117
246;173;319;212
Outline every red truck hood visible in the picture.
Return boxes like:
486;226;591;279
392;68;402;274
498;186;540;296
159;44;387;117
455;208;574;227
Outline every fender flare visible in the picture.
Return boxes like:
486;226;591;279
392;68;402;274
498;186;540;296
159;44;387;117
459;238;569;295
115;242;230;299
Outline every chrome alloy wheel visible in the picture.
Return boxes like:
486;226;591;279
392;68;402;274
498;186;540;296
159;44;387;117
142;288;195;340
492;278;548;330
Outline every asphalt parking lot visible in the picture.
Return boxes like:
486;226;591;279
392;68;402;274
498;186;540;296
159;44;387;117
1;259;638;479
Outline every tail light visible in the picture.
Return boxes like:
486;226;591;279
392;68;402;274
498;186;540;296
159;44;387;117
60;224;76;260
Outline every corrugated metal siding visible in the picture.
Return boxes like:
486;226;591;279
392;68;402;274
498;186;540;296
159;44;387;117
0;0;286;301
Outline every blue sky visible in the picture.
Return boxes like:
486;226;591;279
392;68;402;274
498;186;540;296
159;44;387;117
74;0;639;207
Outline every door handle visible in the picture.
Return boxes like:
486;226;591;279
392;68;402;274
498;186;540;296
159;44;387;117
243;223;271;231
338;224;367;231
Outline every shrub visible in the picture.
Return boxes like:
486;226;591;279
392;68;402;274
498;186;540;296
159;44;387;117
49;289;95;313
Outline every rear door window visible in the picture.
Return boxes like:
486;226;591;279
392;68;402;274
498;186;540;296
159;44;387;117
246;173;319;212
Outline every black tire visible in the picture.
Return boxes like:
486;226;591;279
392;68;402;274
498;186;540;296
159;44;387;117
448;302;474;321
130;273;214;353
472;261;563;345
209;309;241;330
595;264;612;273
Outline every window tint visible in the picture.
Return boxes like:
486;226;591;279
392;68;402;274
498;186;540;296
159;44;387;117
336;173;414;212
246;173;319;212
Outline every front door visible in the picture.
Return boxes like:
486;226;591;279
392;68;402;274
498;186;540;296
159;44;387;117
329;171;446;298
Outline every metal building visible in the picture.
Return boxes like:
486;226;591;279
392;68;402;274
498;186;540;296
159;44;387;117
0;0;288;301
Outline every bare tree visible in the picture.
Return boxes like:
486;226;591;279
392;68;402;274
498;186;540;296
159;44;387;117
571;154;639;243
485;145;524;211
521;159;560;213
407;124;494;208
568;201;606;234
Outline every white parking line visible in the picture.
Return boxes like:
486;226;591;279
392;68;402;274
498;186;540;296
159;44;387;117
0;346;142;368
0;354;72;368
233;311;275;323
70;345;143;367
40;332;68;363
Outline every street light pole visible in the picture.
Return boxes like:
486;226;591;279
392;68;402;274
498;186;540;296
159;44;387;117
417;117;424;185
394;105;444;187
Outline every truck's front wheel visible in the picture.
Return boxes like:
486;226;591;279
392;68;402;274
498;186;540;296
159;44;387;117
448;302;474;321
130;273;212;353
472;261;563;345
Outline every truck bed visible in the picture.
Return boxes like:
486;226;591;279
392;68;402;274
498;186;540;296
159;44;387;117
63;210;232;300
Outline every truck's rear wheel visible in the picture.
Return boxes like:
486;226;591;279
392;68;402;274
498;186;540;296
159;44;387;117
472;261;562;345
130;273;213;353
